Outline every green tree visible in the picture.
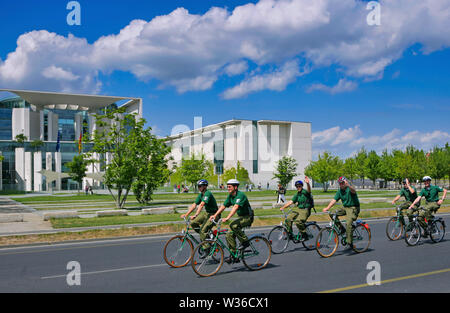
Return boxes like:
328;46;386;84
132;133;172;205
342;157;357;181
66;154;88;195
445;143;450;187
379;149;395;188
87;107;165;209
179;153;211;192
272;156;298;188
14;134;27;145
222;161;251;185
365;150;381;188
354;147;368;189
304;151;342;192
427;146;447;185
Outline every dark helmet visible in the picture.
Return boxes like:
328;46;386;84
197;179;208;186
294;180;304;187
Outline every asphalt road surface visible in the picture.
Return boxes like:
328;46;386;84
1;215;450;293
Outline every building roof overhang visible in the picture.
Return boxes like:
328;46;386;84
0;89;140;112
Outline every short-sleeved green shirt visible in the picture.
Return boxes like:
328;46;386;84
400;186;418;202
334;187;360;207
223;191;253;217
420;185;444;203
291;189;313;209
194;190;218;214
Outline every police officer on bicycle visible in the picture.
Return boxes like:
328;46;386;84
279;176;313;241
210;179;254;264
391;178;420;223
323;176;360;249
409;176;447;237
181;179;220;247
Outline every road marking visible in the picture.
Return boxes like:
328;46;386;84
41;263;167;280
318;267;450;293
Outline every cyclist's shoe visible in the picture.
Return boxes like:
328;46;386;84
198;247;211;259
344;243;354;251
423;230;429;238
225;256;240;264
299;232;309;242
238;240;250;250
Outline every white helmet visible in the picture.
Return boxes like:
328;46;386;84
422;176;432;182
226;179;240;186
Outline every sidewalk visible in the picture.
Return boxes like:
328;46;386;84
0;198;52;234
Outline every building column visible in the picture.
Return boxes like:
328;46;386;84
34;151;42;192
15;147;25;191
55;152;62;191
40;110;44;141
46;152;53;192
25;151;32;191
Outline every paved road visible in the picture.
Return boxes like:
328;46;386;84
1;215;450;293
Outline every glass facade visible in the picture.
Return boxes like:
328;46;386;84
0;97;31;140
252;121;258;174
213;140;224;174
0;93;130;191
0;141;94;191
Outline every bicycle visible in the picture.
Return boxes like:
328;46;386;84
191;219;272;277
268;208;321;253
316;212;371;258
386;205;411;241
163;216;213;268
404;208;446;246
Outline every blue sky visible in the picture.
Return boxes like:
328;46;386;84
0;0;449;158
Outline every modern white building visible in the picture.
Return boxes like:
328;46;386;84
165;119;312;189
0;89;142;192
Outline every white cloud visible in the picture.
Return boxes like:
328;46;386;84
0;0;450;96
224;61;249;76
220;60;305;99
306;78;358;94
42;66;80;81
313;125;450;159
313;125;362;147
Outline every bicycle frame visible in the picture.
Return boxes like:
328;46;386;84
178;217;202;248
207;219;259;260
280;208;316;242
394;206;407;227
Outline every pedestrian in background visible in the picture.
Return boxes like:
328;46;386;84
277;184;286;204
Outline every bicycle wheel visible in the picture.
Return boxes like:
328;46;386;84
268;226;290;254
163;235;194;268
352;224;371;253
191;240;224;277
429;220;445;243
242;236;272;271
386;216;404;241
404;223;421;246
316;227;339;258
302;223;321;250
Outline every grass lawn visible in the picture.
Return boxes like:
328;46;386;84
1;204;449;247
13;189;399;204
50;200;450;229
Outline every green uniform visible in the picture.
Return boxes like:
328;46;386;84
286;189;313;236
190;190;219;246
331;187;360;245
223;191;254;254
398;186;419;222
418;185;443;229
